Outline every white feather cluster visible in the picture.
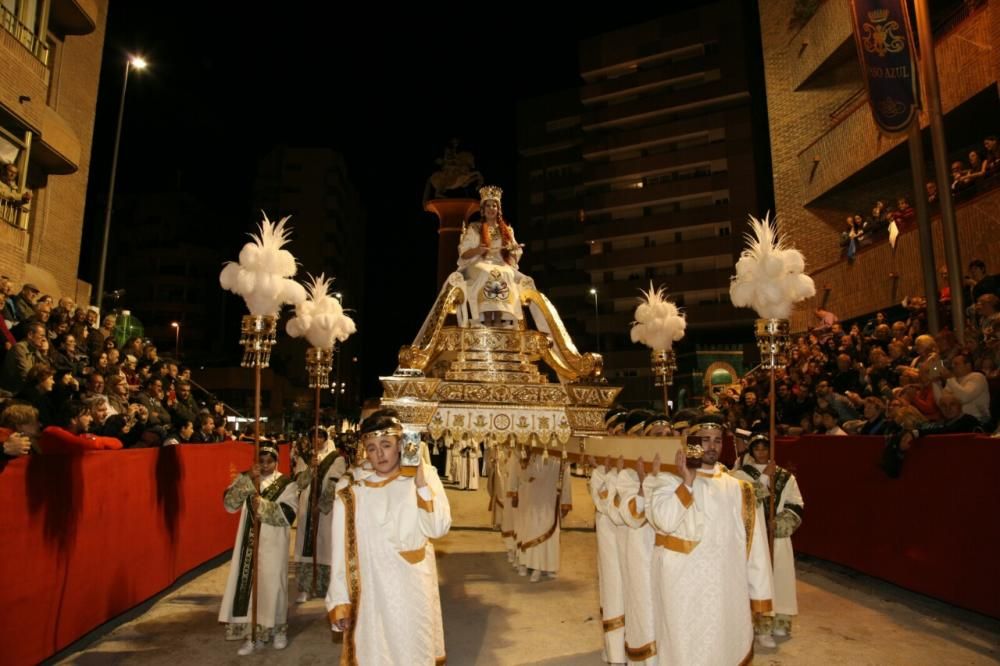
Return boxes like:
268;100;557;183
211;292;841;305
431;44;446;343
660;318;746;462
285;273;356;348
729;213;816;319
630;282;686;350
219;213;307;315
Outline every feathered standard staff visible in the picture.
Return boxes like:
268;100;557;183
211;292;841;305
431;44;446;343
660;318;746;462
219;213;306;644
729;213;815;553
630;282;686;415
285;273;355;594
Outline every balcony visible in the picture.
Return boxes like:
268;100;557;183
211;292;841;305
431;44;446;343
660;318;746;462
581;52;721;105
581;236;727;272
582;79;748;131
596;268;733;300
788;0;853;91
583;111;728;159
50;0;99;35
32;106;82;174
583;205;730;243
583;172;729;215
583;141;727;186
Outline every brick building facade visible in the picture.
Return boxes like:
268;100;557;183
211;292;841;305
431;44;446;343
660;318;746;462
759;0;1000;330
0;0;107;301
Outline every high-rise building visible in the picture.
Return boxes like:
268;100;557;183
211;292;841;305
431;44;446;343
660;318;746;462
0;0;107;299
758;0;1000;330
517;0;771;405
251;145;365;411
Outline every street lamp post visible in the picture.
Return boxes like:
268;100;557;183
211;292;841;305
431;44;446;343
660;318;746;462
170;321;180;359
589;287;600;354
96;55;147;312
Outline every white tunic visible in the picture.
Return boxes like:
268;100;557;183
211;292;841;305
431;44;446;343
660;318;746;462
643;465;773;666
732;464;803;617
326;464;452;666
293;439;348;565
590;465;627;664
614;469;659;664
454;440;480;490
501;449;521;552
517;455;572;573
218;471;298;630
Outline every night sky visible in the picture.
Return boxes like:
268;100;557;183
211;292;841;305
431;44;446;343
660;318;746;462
80;3;726;398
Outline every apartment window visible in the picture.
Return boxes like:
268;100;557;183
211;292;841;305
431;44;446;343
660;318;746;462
719;224;731;237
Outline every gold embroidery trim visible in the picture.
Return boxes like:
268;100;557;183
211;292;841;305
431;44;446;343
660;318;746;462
506;491;517;498
500;530;515;538
328;604;351;624
363;470;402;487
739;644;754;666
750;599;773;613
399;544;427;564
337;484;360;666
435;656;447;665
400;466;417;477
675;483;694;508
740;480;755;559
519;474;563;551
625;640;657;660
602;615;625;632
654;533;699;554
628;496;645;521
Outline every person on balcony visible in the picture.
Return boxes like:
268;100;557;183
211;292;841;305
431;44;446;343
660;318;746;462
0;162;31;212
457;185;532;327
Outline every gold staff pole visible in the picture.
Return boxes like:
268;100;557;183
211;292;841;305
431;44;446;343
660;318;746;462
755;318;789;557
651;349;676;417
240;313;277;645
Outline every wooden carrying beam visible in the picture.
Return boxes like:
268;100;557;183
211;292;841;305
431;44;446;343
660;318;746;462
526;435;684;475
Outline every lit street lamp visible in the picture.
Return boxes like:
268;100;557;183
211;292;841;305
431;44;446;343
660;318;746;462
170;321;180;359
96;54;147;312
589;287;600;354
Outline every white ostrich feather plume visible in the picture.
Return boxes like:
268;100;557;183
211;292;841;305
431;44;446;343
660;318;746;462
285;273;356;348
729;213;816;319
219;213;307;315
630;282;686;351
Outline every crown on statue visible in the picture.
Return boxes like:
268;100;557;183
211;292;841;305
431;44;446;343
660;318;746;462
479;185;503;204
867;8;889;22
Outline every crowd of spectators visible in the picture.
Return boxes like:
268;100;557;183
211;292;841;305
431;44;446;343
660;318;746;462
840;134;1000;259
0;276;234;460
704;258;999;473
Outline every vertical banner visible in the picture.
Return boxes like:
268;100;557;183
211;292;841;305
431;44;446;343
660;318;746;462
849;0;921;134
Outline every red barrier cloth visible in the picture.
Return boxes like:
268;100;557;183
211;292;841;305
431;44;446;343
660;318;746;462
779;434;1000;618
0;442;291;666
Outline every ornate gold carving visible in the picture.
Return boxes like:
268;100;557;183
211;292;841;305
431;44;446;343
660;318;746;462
380;377;441;400
520;288;603;381
564;406;608;434
566;384;622;407
398;285;466;372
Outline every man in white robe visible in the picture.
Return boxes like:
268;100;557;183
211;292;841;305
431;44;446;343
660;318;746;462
616;460;660;665
516;452;572;582
502;445;522;564
641;416;774;665
293;427;348;603
589;458;627;665
732;432;804;646
326;409;452;666
454;438;480;490
218;444;298;656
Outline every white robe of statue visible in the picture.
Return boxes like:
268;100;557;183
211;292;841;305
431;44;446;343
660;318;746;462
218;470;298;640
516;455;571;574
642;465;773;666
326;463;452;666
457;221;534;324
590;465;627;664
